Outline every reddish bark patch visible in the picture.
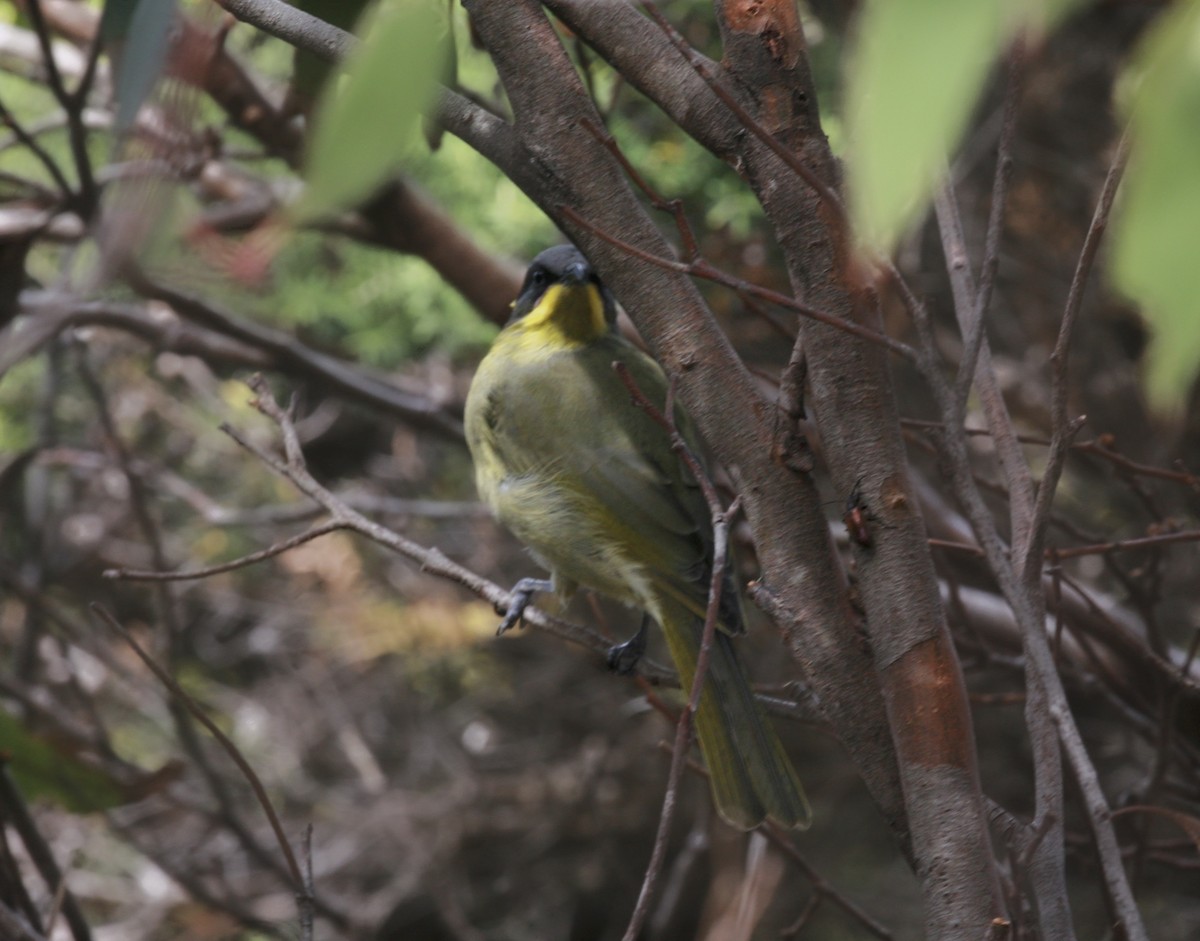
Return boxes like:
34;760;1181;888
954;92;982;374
721;0;803;67
888;638;975;769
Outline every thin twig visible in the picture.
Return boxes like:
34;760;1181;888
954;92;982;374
25;0;96;210
24;1;68;108
932;163;1037;551
298;824;315;941
103;521;347;581
1075;437;1197;487
0;100;73;198
124;271;464;438
222;375;675;681
640;1;847;229
614;364;738;941
1050;526;1200;561
1020;135;1131;577
578;115;700;260
903;417;1197;490
765;825;895;940
781;894;821;939
108;817;291;937
89;605;305;890
0;766;92;941
953;41;1024;416
561;205;915;360
42;870;69;941
914;299;1147;940
928;537;986;557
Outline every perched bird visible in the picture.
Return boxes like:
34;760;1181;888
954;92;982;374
464;245;810;830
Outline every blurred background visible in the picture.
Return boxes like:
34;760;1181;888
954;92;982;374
1;1;1197;938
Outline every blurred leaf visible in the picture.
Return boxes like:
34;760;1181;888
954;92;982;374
293;0;448;224
845;0;1083;252
1112;0;1200;410
100;0;178;133
846;0;1005;251
288;0;372;111
0;709;125;812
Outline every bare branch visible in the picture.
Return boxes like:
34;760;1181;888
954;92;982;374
123;274;464;438
559;206;915;360
614;366;739;940
766;827;895;940
89;605;305;893
932;175;1037;551
223;375;675;682
952;42;1024;417
641;1;848;232
0;765;93;941
1050;525;1200;561
918;325;1147;941
0;99;73;198
213;0;353;62
1020;135;1131;576
0;901;48;941
25;0;97;211
103;521;347;581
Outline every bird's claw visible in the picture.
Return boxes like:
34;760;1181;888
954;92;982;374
496;578;554;635
606;619;648;675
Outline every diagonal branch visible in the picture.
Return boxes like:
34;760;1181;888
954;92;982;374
1019;135;1130;578
124;271;465;438
224;375;675;682
952;42;1024;420
932;174;1037;550
918;328;1147;941
213;0;353;61
612;363;738;941
90;605;306;895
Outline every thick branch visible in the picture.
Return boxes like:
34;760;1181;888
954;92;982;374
709;2;1001;931
10;289;461;436
214;0;352;61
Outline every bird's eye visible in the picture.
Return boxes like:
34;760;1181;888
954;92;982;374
530;269;547;287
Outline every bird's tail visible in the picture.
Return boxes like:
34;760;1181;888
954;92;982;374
658;601;811;830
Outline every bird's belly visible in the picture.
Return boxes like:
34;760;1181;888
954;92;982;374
493;474;647;606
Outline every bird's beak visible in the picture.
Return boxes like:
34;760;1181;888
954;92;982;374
562;260;592;285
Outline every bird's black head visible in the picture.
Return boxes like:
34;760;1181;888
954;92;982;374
508;245;618;328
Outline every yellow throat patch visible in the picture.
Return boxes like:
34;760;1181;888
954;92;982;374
516;282;608;347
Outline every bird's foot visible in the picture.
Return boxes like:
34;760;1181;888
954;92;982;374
606;618;648;676
496;578;554;635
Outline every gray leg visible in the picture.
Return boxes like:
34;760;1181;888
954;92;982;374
606;614;649;675
496;577;554;635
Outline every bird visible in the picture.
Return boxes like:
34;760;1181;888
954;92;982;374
464;244;810;830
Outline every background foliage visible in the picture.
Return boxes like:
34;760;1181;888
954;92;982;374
1;1;1198;940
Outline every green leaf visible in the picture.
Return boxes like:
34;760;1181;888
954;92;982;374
1112;0;1200;410
844;0;1084;253
0;709;126;812
845;0;1006;252
100;0;178;133
293;0;448;224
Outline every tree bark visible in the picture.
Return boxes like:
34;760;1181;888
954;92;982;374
450;0;1006;934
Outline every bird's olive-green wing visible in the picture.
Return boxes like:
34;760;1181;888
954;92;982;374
559;339;734;619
